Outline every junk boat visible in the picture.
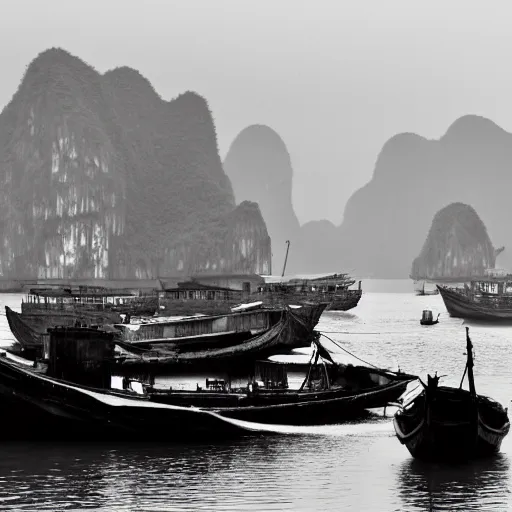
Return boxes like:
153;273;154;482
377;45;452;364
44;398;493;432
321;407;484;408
393;327;510;461
420;310;440;326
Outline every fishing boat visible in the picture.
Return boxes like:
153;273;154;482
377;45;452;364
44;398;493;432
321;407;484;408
0;331;260;441
393;327;510;461
14;286;159;335
420;310;440;326
437;273;512;321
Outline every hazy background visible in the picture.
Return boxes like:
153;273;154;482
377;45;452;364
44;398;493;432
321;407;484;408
0;0;510;225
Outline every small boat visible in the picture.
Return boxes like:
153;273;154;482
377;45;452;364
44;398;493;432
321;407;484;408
420;310;440;326
393;327;510;461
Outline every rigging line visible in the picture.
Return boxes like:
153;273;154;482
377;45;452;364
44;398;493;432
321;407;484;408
320;333;381;369
319;330;401;335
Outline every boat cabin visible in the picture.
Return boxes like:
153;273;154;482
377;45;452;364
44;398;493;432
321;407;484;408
469;275;512;296
21;287;157;313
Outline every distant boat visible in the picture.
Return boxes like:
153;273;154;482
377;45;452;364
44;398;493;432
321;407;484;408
414;280;439;296
420;309;440;326
258;273;363;312
393;327;510;461
437;273;512;321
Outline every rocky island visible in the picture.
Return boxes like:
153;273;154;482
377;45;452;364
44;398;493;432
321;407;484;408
0;48;271;279
411;202;498;280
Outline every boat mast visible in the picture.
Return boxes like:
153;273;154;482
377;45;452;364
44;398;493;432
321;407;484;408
281;240;291;277
465;327;477;397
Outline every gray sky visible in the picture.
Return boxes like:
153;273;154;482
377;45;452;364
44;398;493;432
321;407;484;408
1;0;510;225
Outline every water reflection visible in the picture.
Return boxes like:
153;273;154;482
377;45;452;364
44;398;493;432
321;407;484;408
397;454;511;511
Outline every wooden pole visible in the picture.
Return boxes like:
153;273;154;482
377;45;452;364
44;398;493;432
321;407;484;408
465;327;477;397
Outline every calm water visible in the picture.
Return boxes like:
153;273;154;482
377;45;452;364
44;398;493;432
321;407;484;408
1;280;512;511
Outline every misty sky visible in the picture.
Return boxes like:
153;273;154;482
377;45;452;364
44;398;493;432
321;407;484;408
0;0;510;225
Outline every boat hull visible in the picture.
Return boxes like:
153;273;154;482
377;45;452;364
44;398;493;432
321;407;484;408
437;285;512;321
393;387;510;461
0;353;259;441
143;378;413;425
326;290;363;311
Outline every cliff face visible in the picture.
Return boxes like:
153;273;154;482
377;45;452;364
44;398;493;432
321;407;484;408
0;48;269;279
338;115;512;277
223;125;301;272
411;203;496;279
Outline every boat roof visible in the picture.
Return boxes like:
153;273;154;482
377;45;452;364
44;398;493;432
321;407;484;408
261;273;353;284
28;288;137;298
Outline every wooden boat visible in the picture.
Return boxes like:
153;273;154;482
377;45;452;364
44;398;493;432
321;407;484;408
0;327;415;438
257;273;363;312
117;335;416;424
159;271;358;315
393;327;510;461
16;286;159;335
6;302;327;361
437;275;512;321
420;310;440;326
0;343;259;441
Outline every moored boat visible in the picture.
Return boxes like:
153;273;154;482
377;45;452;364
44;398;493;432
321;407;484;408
0;326;416;439
437;275;512;321
257;273;363;312
0;346;259;441
114;333;416;423
16;286;159;335
393;327;510;461
6;302;327;361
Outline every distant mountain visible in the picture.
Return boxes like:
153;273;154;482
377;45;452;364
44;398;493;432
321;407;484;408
338;115;512;277
0;48;270;279
411;203;496;279
223;125;301;273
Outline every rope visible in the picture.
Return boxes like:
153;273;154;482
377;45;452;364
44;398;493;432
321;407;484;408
320;333;381;369
319;330;403;335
